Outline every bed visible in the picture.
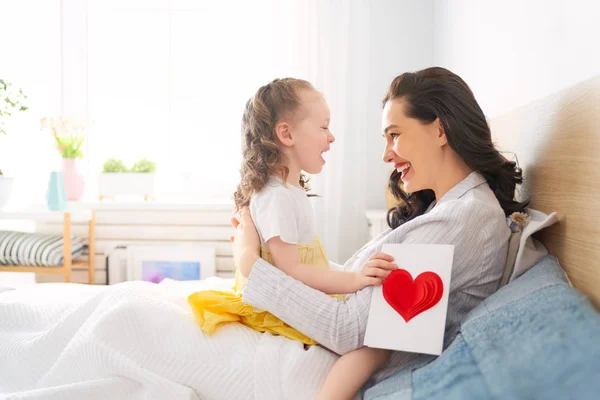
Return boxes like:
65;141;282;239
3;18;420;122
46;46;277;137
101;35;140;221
1;77;599;400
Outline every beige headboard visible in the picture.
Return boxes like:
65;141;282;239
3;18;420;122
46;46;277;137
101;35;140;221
490;75;600;309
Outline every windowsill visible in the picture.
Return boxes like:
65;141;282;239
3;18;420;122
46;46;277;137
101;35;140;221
78;199;234;211
3;198;235;213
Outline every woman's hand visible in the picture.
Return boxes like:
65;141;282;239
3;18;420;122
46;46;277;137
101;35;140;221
354;252;398;289
230;207;261;278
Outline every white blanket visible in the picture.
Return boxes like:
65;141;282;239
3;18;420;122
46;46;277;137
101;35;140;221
0;279;339;399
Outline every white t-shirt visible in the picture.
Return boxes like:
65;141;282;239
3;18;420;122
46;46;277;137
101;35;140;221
249;177;316;246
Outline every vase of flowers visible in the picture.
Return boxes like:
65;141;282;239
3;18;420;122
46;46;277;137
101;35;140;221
62;158;85;200
0;79;28;209
41;117;86;201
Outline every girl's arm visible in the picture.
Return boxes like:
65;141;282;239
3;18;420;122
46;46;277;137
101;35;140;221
267;237;384;294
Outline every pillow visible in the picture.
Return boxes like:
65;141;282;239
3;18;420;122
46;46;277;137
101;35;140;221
0;231;87;267
500;208;559;286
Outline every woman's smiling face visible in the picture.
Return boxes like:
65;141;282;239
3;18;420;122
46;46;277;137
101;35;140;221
381;99;446;194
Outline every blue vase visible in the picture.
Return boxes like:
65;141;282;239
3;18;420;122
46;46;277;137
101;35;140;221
46;171;68;211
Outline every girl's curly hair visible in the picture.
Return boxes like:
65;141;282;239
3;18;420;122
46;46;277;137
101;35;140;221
233;78;315;211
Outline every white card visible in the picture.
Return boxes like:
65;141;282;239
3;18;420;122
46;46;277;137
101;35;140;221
364;244;454;355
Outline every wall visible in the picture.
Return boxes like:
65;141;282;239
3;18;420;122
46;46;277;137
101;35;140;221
434;0;600;118
365;0;435;210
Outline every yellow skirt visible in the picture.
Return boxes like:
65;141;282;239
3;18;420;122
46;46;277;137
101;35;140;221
187;237;330;345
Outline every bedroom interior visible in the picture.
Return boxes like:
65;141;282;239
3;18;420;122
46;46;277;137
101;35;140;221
1;1;599;399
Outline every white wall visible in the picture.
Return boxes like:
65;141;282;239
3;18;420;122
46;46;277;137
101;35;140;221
365;0;435;210
434;0;600;118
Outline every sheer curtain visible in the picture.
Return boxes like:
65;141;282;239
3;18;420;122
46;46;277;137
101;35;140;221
286;0;372;263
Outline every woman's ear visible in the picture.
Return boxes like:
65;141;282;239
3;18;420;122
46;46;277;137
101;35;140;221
436;118;448;146
275;122;294;147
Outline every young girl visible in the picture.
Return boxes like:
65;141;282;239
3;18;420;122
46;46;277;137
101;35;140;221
187;78;391;399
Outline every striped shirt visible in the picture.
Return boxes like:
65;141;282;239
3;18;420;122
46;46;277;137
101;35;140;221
243;171;511;380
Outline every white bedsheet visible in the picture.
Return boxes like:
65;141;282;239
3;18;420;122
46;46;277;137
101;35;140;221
0;278;338;399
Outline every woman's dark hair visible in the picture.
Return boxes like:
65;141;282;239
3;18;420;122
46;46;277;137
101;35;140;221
383;67;528;229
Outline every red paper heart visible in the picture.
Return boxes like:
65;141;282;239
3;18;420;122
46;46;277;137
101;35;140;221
382;269;444;322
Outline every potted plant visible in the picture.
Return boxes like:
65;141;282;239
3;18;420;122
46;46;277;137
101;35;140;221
41;117;86;201
0;79;28;209
99;157;157;201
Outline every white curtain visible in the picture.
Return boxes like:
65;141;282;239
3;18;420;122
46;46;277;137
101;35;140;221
271;0;372;263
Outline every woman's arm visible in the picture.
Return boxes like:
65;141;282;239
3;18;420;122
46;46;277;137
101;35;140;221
267;237;385;294
232;208;395;355
243;258;375;354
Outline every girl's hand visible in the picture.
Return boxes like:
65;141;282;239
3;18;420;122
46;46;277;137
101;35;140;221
230;207;261;278
354;252;398;289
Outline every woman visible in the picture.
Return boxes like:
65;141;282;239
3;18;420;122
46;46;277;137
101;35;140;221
231;67;527;392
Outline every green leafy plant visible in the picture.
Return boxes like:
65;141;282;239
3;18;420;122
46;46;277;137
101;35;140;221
1;79;29;175
54;135;84;159
130;158;157;173
0;79;29;136
41;117;85;159
102;157;157;173
102;158;129;173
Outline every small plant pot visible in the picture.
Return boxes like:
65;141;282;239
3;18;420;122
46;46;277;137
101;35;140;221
98;173;156;200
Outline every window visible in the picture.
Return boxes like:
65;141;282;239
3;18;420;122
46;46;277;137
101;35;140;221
87;0;287;201
0;1;63;205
